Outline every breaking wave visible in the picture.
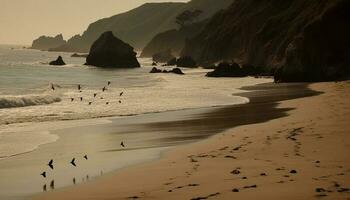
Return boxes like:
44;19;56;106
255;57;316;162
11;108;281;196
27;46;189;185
0;94;61;109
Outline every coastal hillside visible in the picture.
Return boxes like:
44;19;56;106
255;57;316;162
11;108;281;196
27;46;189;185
182;0;350;81
140;21;206;57
50;0;234;53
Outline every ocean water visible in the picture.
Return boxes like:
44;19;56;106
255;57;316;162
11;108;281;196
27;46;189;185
0;44;272;159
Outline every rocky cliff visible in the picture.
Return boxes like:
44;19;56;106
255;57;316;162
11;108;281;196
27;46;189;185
182;0;350;81
31;34;66;51
49;0;234;53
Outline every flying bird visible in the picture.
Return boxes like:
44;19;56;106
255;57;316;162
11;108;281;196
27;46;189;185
73;177;76;184
88;102;92;105
51;84;55;91
48;159;54;170
121;141;125;148
50;180;55;189
102;87;107;92
70;158;76;167
94;93;97;98
108;81;111;86
80;97;83;101
83;155;88;160
78;84;81;90
106;102;109;105
41;172;46;178
119;92;124;96
71;98;74;102
119;100;122;104
43;184;47;191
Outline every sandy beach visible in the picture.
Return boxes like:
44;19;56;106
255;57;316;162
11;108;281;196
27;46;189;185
33;81;350;200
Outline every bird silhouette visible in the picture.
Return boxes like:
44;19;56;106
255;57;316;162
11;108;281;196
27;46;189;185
78;84;81;90
73;177;76;184
119;100;122;104
94;93;97;98
100;97;104;99
84;155;88;160
121;141;125;148
51;84;55;91
120;92;124;96
43;184;47;191
106;102;109;105
48;159;54;170
50;180;55;189
71;98;74;102
41;171;46;178
70;158;76;167
80;97;83;101
88;102;92;105
108;81;111;86
102;87;107;92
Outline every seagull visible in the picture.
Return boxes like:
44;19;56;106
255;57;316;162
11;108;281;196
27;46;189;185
80;97;83;101
108;81;111;86
94;93;97;98
119;100;122;104
48;159;54;170
51;84;55;91
102;87;107;92
100;97;104;100
73;177;76;184
121;141;125;148
43;184;47;191
71;98;74;102
78;84;81;90
83;155;88;160
41;172;46;178
50;180;55;189
88;102;92;105
70;158;76;167
106;102;109;105
119;92;124;96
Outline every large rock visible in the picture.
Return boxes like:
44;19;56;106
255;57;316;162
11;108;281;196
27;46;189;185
49;56;66;66
31;34;66;51
206;62;246;77
149;67;184;75
86;31;140;68
182;0;350;82
152;49;175;63
176;56;197;68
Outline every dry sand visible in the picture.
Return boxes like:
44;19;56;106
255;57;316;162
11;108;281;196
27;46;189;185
34;81;350;200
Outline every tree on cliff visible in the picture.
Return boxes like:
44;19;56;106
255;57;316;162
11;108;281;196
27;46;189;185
175;9;203;28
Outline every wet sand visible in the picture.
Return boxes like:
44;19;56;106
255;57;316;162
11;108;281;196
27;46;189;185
32;81;350;200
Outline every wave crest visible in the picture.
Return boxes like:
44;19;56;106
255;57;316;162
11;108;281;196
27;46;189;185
0;94;61;109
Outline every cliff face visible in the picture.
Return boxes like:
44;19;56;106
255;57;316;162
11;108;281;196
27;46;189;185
140;21;206;57
31;34;66;51
182;0;350;81
51;0;234;53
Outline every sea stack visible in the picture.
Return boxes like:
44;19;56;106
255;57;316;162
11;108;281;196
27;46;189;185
85;31;140;68
49;56;66;66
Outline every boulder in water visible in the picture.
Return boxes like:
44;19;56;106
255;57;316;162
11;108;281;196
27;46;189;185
169;68;184;75
206;62;246;77
49;56;66;66
150;67;162;73
86;31;140;68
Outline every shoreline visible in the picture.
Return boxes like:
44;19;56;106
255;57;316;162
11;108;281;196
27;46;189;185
32;81;349;200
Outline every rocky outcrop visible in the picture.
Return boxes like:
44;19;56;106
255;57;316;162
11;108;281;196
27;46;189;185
152;49;175;63
141;21;206;58
149;67;184;75
182;0;350;82
71;53;88;58
49;56;66;66
31;34;66;51
85;31;140;68
176;56;197;68
206;62;246;77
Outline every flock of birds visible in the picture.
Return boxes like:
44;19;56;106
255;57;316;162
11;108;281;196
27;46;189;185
44;80;127;190
40;141;126;190
50;80;124;105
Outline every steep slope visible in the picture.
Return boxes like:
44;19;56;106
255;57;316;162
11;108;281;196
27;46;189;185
182;0;350;81
140;21;206;57
50;0;234;53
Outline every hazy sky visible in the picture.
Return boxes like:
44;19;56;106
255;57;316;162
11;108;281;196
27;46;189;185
0;0;189;45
